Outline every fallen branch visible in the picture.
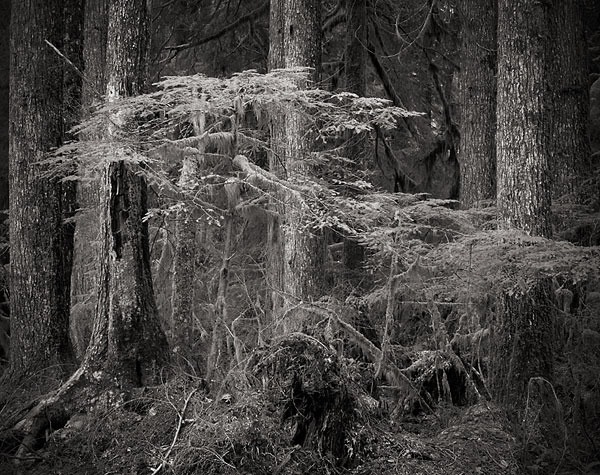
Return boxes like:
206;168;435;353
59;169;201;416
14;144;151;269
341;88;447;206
150;388;197;475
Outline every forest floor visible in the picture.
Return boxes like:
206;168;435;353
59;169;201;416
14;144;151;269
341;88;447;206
1;342;597;475
0;384;517;475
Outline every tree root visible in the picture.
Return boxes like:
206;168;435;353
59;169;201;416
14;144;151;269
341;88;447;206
2;363;129;462
10;366;86;459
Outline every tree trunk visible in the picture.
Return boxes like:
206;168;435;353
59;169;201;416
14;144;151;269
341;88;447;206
171;111;206;363
8;0;81;375
490;279;555;410
548;0;591;202
70;0;109;360
266;0;286;324
81;0;168;388
0;0;8;219
267;0;325;332
61;0;84;356
457;0;497;208
282;0;326;329
267;0;326;333
496;0;552;237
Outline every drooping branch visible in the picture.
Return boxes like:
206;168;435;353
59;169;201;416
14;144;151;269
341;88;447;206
167;1;269;52
232;154;306;199
367;46;420;140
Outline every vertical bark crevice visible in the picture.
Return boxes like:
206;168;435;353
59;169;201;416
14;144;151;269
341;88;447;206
496;0;552;237
79;0;168;389
457;0;497;208
8;0;82;375
548;0;591;203
267;0;326;334
70;0;109;359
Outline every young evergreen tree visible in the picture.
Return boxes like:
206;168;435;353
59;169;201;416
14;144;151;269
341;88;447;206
457;0;497;208
8;0;82;376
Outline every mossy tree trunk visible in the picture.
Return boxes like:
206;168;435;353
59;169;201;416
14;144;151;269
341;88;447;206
70;0;109;360
490;279;555;410
496;0;552;237
548;0;591;202
8;0;82;376
79;0;169;388
457;0;497;208
493;1;559;421
171;111;206;364
267;0;327;334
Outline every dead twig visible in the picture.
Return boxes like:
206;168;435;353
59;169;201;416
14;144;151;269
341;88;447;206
150;388;198;475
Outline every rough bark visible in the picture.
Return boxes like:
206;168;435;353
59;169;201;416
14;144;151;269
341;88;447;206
490;279;555;411
81;0;169;388
0;0;10;218
457;0;497;208
496;0;552;237
70;0;109;359
8;0;81;375
61;0;85;355
266;0;326;333
266;0;287;323
548;0;591;202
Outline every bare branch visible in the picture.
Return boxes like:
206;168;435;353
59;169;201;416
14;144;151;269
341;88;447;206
167;2;269;52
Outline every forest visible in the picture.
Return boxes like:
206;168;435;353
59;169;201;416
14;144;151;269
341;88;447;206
0;0;599;474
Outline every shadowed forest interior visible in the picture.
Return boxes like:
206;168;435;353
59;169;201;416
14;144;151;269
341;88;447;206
1;0;600;474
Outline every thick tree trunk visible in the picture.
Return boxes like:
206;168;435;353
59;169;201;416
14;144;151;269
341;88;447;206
490;279;555;410
266;0;286;319
70;0;109;359
548;0;591;202
266;0;287;324
267;0;326;332
8;0;81;375
10;9;170;435
496;0;552;237
82;0;168;388
457;0;497;208
267;0;326;333
0;0;8;218
61;0;84;355
283;0;325;332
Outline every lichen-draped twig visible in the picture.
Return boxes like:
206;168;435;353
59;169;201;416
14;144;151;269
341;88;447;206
376;251;399;379
232;154;307;199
